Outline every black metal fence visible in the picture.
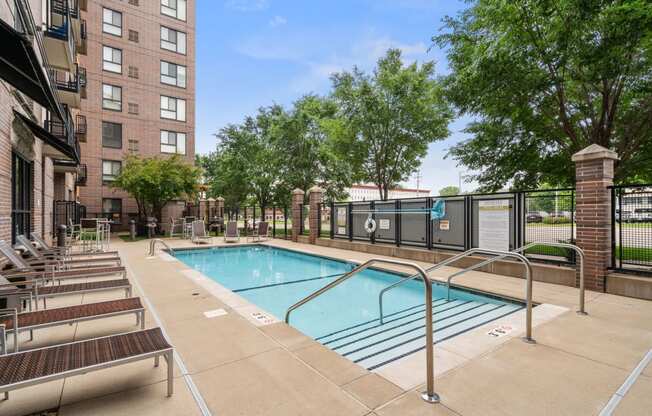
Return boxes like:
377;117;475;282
329;188;577;264
222;205;291;239
53;200;85;234
611;184;652;273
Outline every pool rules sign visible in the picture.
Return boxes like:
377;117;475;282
478;200;510;252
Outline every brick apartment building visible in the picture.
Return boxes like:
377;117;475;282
77;0;195;227
1;0;83;244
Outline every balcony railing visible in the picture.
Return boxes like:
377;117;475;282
76;163;87;185
75;114;86;137
44;0;76;55
44;105;76;148
49;64;85;93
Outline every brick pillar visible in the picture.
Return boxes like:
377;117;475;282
216;197;225;219
572;144;619;292
308;186;324;244
198;198;208;220
291;189;305;242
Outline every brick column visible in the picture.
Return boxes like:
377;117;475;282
291;189;305;242
572;144;619;292
216;197;225;219
308;186;324;244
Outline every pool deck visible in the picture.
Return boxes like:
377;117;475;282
3;237;652;416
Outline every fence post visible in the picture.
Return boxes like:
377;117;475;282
330;201;335;239
308;186;324;244
291;189;305;242
572;144;619;292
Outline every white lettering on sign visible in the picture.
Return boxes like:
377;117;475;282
487;325;513;338
439;220;450;231
338;227;346;235
379;219;390;230
478;199;510;252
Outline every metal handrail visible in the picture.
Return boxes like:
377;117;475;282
148;239;174;257
284;257;440;404
445;242;586;314
377;248;535;343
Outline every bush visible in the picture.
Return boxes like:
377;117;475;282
543;216;571;224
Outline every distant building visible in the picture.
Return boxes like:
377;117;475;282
346;184;431;201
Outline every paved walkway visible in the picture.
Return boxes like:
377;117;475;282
2;237;650;415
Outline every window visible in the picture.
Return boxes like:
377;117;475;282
160;96;186;121
128;103;139;114
128;65;139;79
102;160;121;183
128;0;139;6
102;121;122;148
102;46;122;73
160;130;186;154
160;26;186;54
102;84;122;111
161;0;186;21
102;8;122;36
102;198;122;223
11;152;32;244
128;139;139;154
160;61;186;87
128;29;139;42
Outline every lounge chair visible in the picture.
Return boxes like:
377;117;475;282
16;235;121;268
191;220;212;244
0;241;127;283
0;297;145;352
0;328;174;400
31;232;120;260
224;221;240;243
249;221;270;242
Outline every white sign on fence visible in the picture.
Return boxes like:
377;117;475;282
478;200;510;252
439;220;450;231
379;219;390;230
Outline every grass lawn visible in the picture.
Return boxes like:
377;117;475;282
616;246;652;262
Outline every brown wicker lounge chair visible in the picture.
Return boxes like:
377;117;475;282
191;220;213;244
0;327;174;400
224;221;240;243
17;235;122;267
249;221;270;242
0;297;145;352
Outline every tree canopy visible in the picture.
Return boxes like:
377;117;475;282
435;0;652;190
112;155;201;221
439;186;460;196
330;49;452;200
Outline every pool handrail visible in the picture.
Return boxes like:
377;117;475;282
377;248;535;343
148;239;174;257
284;257;440;404
445;242;586;314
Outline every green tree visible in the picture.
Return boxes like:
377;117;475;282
435;0;652;190
112;155;201;222
439;186;460;196
330;49;452;200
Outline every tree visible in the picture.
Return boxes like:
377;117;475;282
439;186;460;196
112;155;201;222
435;0;652;190
330;49;452;200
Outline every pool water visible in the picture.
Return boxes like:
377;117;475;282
174;245;521;339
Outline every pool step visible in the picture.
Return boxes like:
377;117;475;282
317;299;523;370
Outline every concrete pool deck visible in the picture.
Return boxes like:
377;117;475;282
2;237;651;416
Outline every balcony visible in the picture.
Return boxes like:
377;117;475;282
44;105;81;165
49;65;85;108
75;114;87;140
78;19;87;55
43;0;77;73
76;163;87;186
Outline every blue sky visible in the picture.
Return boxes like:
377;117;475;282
196;0;477;194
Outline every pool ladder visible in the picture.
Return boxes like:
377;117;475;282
148;239;175;257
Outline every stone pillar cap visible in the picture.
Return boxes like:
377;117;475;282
207;197;215;201
308;185;324;194
216;197;225;201
571;144;619;162
292;188;305;195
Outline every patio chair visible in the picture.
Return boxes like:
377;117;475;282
0;297;145;353
16;235;121;268
0;327;174;400
169;217;184;238
191;220;212;244
249;221;270;242
31;232;120;260
224;221;240;243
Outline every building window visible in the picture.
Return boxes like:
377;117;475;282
160;130;186;154
128;65;139;79
128;0;139;6
160;96;186;121
102;121;122;148
161;0;186;21
128;139;139;154
102;160;121;183
11;152;32;244
160;26;186;54
102;46;122;73
128;103;139;114
102;8;122;36
128;29;139;42
102;198;122;223
160;61;186;88
102;84;122;111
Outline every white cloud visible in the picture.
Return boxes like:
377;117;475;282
225;0;269;12
268;15;287;28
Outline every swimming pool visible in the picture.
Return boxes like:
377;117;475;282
175;245;524;369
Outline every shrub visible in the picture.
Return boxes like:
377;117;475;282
543;216;571;224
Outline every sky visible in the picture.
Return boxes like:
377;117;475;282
195;0;477;195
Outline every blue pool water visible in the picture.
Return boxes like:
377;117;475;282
174;246;521;339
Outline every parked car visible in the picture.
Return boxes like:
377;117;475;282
526;212;543;223
631;208;652;223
